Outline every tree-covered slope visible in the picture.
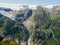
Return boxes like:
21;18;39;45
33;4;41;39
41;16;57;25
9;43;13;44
0;14;27;45
24;6;60;45
0;5;60;45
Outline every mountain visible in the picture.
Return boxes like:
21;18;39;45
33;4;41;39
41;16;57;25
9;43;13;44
0;3;55;10
0;7;12;12
0;3;60;45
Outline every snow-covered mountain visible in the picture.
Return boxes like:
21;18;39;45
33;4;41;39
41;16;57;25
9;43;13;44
0;3;37;10
0;3;59;23
0;3;55;10
0;3;34;22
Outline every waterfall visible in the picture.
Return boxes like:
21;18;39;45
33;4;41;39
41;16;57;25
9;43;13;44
28;37;30;45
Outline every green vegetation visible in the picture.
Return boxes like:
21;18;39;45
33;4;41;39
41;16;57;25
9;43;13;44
0;6;60;45
45;38;57;45
0;14;25;44
0;40;18;45
32;6;60;45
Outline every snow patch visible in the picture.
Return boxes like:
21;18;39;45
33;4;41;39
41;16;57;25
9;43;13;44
42;5;54;9
0;10;15;20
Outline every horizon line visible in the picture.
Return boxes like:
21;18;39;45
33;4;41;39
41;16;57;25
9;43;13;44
0;2;60;5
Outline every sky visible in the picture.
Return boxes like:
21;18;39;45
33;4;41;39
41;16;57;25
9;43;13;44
0;0;60;5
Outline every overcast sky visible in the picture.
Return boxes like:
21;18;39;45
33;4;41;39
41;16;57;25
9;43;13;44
0;0;60;5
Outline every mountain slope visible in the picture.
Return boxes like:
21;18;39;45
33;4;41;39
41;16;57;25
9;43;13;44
0;3;60;45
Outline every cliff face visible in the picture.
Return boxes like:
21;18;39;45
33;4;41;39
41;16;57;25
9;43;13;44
0;5;60;45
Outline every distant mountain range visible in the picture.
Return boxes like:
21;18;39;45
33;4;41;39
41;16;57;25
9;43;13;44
0;3;56;10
